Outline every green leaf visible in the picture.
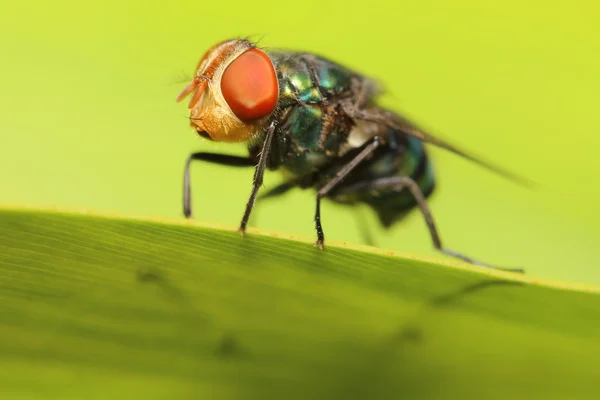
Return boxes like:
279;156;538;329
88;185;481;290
1;206;599;399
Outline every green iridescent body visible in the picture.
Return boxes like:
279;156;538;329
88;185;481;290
248;50;435;227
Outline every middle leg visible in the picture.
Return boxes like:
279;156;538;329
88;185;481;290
313;136;382;249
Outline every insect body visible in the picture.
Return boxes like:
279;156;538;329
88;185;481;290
177;38;526;273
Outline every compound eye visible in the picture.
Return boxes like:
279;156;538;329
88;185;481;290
220;49;278;121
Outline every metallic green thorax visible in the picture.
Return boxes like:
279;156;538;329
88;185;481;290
261;51;355;173
274;52;352;106
248;50;435;227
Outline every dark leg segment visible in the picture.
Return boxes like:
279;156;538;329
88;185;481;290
183;152;255;218
314;136;382;249
337;176;524;273
258;180;298;200
238;121;278;234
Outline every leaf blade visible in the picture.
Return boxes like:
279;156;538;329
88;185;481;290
1;207;599;399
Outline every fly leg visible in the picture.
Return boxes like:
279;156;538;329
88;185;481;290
183;153;255;218
314;136;382;249
338;176;524;273
184;121;277;231
238;121;277;235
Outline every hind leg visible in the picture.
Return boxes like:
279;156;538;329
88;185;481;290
336;176;524;273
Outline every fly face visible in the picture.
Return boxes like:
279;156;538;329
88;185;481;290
176;39;279;142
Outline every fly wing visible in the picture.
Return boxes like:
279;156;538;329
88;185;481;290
342;103;535;188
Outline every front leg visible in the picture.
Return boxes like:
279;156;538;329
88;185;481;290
238;121;278;235
183;152;255;218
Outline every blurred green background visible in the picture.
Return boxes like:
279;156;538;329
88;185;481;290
1;1;599;284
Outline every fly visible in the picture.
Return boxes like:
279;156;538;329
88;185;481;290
176;38;530;273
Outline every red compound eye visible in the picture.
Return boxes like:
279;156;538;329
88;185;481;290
220;49;278;121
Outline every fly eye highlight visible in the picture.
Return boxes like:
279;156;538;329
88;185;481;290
220;49;278;121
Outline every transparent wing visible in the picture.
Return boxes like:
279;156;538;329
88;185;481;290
343;103;535;188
